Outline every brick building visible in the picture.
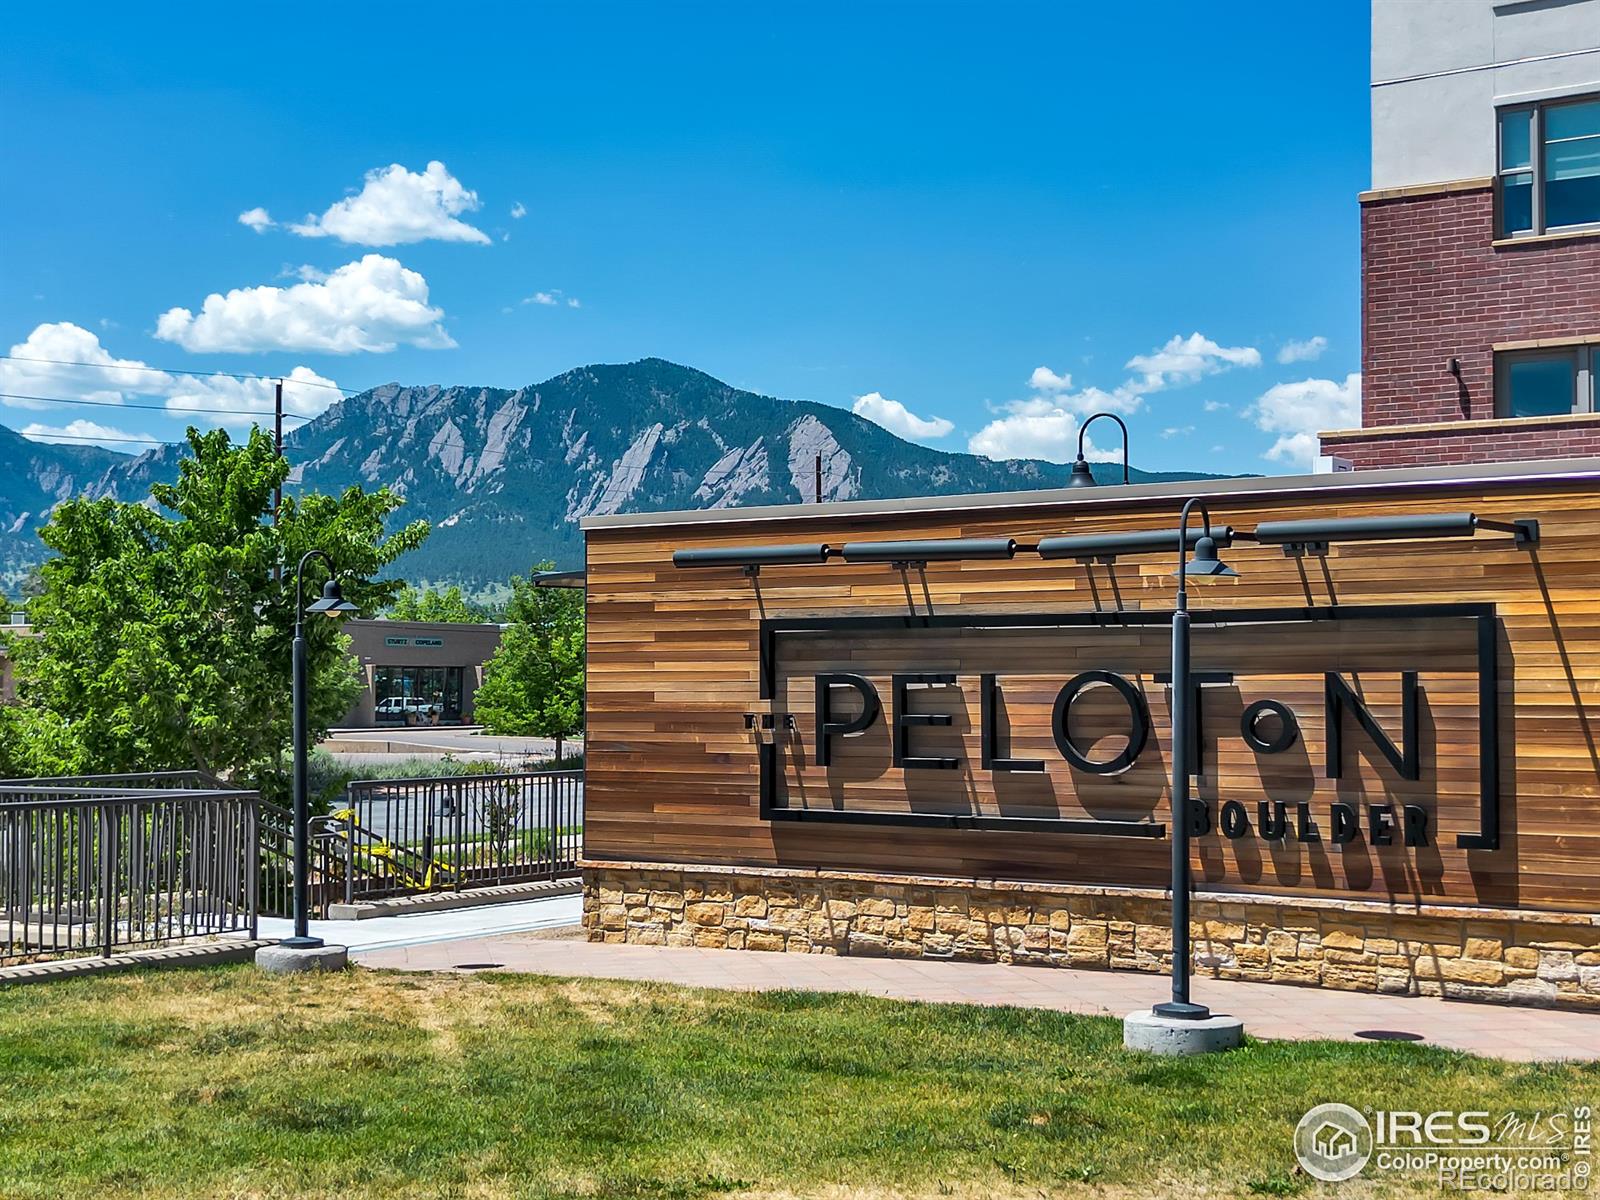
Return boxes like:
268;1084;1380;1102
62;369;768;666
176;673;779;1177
1320;0;1600;469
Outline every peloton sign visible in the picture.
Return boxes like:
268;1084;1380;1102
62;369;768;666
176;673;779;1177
754;604;1502;853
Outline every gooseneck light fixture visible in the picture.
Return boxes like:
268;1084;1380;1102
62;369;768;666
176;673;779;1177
1067;412;1131;488
839;538;1017;564
670;510;1536;576
671;543;832;576
531;569;586;588
284;550;359;949
1155;497;1236;1021
1038;525;1237;563
1253;511;1538;555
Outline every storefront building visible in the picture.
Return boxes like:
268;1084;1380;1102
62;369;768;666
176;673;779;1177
0;614;25;704
339;619;502;727
580;459;1600;1009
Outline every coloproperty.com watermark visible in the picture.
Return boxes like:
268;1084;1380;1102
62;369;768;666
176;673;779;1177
1294;1102;1593;1191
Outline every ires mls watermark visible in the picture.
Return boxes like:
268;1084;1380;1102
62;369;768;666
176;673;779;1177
1294;1102;1593;1190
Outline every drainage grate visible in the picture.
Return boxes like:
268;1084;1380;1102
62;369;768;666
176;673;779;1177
452;962;505;971
1354;1029;1425;1042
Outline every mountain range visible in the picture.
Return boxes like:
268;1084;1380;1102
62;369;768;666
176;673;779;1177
0;358;1225;593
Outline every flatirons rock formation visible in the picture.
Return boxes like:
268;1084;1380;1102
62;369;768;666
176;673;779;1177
1;358;1223;590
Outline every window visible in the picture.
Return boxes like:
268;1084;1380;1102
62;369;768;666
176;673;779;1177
1498;96;1600;237
373;665;464;722
1495;346;1597;417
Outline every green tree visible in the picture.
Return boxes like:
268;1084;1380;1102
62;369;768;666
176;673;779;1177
472;565;584;759
0;704;83;778
388;583;489;623
6;427;428;796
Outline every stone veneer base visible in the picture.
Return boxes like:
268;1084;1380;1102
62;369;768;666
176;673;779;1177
581;860;1600;1012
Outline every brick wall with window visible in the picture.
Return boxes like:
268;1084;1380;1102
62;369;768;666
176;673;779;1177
1333;185;1600;468
1326;93;1600;470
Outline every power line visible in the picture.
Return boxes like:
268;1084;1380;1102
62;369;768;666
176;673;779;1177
15;430;180;447
0;390;316;421
0;354;359;394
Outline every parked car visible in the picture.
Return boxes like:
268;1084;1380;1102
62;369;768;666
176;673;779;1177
375;697;443;722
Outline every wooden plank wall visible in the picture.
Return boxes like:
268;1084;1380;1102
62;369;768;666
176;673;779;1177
583;479;1600;913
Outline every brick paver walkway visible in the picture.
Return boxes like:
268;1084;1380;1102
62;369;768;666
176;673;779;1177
354;932;1600;1062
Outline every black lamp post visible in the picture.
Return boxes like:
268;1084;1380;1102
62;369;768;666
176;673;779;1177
1066;412;1131;488
282;549;359;949
1153;497;1236;1020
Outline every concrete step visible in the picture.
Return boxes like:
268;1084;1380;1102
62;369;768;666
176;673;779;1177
326;877;581;920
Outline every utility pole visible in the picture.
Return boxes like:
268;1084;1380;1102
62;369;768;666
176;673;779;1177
273;378;284;523
273;379;284;584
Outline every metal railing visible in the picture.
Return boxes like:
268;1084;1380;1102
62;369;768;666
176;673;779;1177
0;770;215;792
0;783;258;965
336;770;583;903
256;798;347;920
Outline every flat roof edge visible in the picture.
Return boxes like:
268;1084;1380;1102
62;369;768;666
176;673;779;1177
346;618;504;631
580;457;1600;534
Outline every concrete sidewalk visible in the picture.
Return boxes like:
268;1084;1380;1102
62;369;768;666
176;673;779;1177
355;933;1600;1062
257;893;580;954
322;728;579;759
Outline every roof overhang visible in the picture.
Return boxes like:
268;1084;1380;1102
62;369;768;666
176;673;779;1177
580;456;1600;535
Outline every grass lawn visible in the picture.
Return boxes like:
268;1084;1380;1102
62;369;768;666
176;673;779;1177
0;964;1594;1199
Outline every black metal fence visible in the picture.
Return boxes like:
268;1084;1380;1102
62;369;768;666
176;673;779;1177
335;770;583;903
0;781;258;965
256;798;349;921
2;770;216;792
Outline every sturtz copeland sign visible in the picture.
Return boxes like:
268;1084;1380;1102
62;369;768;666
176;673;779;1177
754;603;1501;853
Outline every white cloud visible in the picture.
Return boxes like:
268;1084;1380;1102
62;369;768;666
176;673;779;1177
968;411;1070;460
238;207;275;233
284;161;489;246
968;408;1118;463
968;386;1134;462
523;288;581;309
1028;366;1072;392
1161;425;1195;439
1;322;343;429
1125;332;1261;390
167;365;341;430
1277;335;1328;364
1203;400;1229;412
851;392;954;441
1;322;158;405
1248;373;1362;468
155;255;454;354
510;201;526;219
20;419;147;449
969;331;1260;462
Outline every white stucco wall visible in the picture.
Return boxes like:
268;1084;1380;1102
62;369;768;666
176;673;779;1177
1372;0;1600;190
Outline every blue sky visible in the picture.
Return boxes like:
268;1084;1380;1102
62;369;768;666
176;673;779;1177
0;3;1369;474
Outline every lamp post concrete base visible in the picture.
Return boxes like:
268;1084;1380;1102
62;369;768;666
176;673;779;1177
255;943;349;975
1123;1008;1244;1056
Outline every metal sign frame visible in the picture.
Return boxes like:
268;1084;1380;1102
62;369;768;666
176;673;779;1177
756;602;1500;850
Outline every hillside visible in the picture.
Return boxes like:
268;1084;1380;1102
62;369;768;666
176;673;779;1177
3;359;1227;589
0;425;130;592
